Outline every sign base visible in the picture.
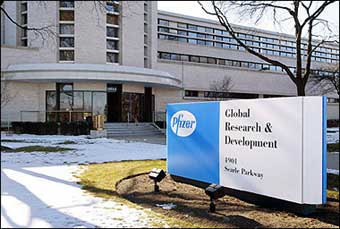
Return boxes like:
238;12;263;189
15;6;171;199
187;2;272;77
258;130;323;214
171;175;317;216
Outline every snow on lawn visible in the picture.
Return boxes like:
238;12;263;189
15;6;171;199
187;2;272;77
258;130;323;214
1;134;166;228
1;134;165;167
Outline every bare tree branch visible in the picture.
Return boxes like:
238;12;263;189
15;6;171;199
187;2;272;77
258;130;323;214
198;1;338;96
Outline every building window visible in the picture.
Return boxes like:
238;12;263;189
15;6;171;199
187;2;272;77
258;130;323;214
185;90;199;97
59;37;74;47
59;24;74;34
60;10;74;21
107;14;119;25
59;1;74;8
59;2;74;62
106;3;120;64
59;50;74;61
107;27;119;38
107;52;119;63
107;40;119;50
19;1;28;47
159;19;169;26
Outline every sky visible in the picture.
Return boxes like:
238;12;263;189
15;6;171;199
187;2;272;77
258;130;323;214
158;1;339;38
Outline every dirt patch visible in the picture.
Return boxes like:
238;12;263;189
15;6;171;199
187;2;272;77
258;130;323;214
117;174;339;228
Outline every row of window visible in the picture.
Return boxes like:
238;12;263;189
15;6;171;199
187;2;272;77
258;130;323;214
19;1;28;46
158;52;336;76
158;19;339;55
144;1;150;68
185;90;260;99
106;1;120;63
59;1;75;61
158;34;338;63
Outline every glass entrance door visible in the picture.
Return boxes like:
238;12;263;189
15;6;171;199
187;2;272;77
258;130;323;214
107;84;122;122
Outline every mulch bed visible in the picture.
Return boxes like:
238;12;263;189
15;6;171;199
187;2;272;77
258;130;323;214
117;174;339;228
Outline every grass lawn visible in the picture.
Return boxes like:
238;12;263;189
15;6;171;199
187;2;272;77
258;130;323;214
1;145;74;153
79;160;204;228
78;160;339;228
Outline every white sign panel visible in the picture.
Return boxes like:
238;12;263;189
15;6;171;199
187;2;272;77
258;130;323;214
167;97;327;205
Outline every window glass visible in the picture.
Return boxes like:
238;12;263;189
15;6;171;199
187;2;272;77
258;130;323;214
107;27;119;37
60;91;73;110
197;33;205;38
73;91;84;110
200;57;208;63
178;37;188;42
177;23;187;28
158;27;169;33
60;24;74;34
178;30;187;36
180;55;189;61
205;27;213;33
215;29;222;35
60;1;74;8
170;53;180;60
46;91;57;111
160;52;170;59
188;32;197;37
215;42;222;48
208;57;216;64
21;2;27;11
190;56;199;62
107;52;119;63
107;14;119;25
107;40;119;50
188;24;197;30
106;2;119;13
215;36;222;41
92;92;107;118
206;41;213;46
60;37;74;47
218;59;226;65
197;40;205;45
60;11;74;21
185;90;199;97
159;19;169;26
188;39;197;44
59;50;74;61
197;26;205;32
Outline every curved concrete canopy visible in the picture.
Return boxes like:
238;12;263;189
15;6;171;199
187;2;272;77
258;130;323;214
3;63;182;88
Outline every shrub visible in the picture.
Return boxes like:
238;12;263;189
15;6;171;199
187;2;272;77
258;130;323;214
11;121;90;135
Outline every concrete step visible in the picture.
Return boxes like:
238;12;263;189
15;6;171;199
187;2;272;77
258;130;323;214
104;123;164;137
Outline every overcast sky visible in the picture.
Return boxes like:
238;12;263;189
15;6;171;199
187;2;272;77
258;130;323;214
158;1;339;37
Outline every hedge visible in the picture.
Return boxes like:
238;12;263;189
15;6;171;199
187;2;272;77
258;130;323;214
11;121;90;135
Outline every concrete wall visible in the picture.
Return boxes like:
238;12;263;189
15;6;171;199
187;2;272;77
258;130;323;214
121;1;145;67
74;2;106;64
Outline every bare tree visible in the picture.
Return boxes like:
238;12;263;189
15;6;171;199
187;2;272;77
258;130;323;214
1;74;15;108
309;63;339;96
1;1;57;42
198;1;338;96
209;76;234;100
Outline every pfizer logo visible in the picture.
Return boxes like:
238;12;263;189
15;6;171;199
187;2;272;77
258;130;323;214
170;110;197;137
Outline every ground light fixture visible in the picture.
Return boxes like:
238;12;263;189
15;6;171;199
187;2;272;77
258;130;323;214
205;184;225;213
148;168;166;192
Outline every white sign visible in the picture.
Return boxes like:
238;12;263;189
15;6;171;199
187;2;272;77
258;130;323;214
167;97;327;205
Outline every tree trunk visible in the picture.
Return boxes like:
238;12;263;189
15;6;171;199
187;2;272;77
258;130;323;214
296;81;306;96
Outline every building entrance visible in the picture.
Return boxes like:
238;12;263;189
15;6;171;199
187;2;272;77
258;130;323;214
107;84;122;122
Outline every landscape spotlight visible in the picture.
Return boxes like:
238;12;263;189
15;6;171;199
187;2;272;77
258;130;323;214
205;184;225;213
148;168;166;192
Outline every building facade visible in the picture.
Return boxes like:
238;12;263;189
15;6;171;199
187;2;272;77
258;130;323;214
1;1;339;124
